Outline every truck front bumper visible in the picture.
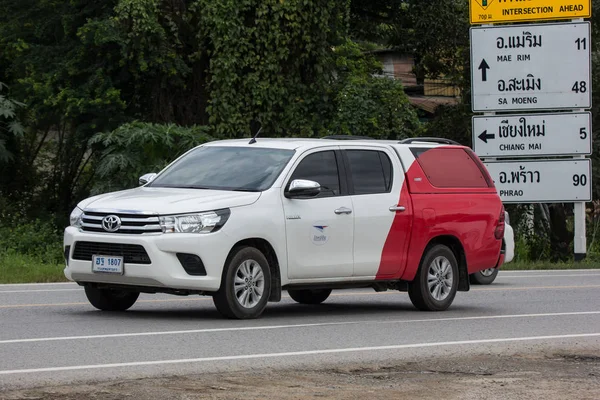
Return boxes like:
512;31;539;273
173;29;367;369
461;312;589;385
63;226;232;292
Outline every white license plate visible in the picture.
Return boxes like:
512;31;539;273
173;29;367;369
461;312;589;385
92;255;124;274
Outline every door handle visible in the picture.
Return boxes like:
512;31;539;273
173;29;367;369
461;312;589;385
389;206;406;212
334;207;353;215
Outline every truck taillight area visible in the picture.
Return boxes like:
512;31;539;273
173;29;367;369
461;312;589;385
494;206;505;240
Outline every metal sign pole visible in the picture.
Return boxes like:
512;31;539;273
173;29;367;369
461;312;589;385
574;131;588;261
574;201;587;261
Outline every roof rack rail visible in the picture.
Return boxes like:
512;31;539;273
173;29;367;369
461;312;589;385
399;137;461;146
321;135;375;140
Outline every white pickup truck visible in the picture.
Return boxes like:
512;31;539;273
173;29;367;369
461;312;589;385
64;137;514;319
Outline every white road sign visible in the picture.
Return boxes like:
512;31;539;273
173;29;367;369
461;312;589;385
471;22;591;112
473;112;592;157
484;159;592;203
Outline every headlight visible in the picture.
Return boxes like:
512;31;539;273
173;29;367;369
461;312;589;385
159;209;230;234
70;207;83;228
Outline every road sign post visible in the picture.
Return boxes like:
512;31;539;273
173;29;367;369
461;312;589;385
574;198;587;261
470;22;591;112
470;6;593;262
472;112;592;157
483;159;592;203
470;0;591;25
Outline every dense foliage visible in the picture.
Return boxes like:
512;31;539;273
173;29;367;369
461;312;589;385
90;122;213;193
0;0;421;221
0;0;598;264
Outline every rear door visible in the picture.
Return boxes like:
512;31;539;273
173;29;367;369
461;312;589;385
339;146;412;278
282;149;355;280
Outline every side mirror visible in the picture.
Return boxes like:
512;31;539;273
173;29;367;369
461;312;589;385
139;173;157;186
285;179;321;199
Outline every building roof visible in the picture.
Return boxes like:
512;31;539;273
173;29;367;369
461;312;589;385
407;95;459;114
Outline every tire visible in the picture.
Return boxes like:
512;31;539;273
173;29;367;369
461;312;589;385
84;286;139;311
213;246;271;319
408;244;459;311
470;268;499;285
288;289;332;305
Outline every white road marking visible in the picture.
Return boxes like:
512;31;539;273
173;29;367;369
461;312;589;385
1;274;599;293
1;285;599;309
1;311;599;345
499;274;600;278
0;333;598;376
0;269;597;288
0;289;81;294
500;269;600;273
0;282;74;287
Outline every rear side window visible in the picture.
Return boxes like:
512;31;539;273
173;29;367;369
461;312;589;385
290;151;340;197
411;147;489;188
345;150;393;195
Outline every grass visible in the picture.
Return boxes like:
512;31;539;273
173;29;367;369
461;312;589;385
0;252;67;284
0;252;598;284
502;260;600;270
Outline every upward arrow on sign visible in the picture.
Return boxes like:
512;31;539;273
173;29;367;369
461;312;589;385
478;59;490;81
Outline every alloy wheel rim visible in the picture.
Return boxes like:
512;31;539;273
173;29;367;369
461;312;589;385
234;259;265;308
480;268;496;277
427;256;454;301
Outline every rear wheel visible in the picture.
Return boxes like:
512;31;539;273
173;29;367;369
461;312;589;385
470;268;499;285
408;245;459;311
213;246;271;319
288;289;332;305
84;286;139;311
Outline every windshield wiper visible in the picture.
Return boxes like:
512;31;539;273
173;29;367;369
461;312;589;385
151;184;259;192
151;184;214;190
232;188;260;192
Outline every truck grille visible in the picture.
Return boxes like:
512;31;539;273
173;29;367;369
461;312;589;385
81;211;162;235
72;241;151;264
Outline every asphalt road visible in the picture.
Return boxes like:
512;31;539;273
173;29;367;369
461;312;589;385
0;269;599;390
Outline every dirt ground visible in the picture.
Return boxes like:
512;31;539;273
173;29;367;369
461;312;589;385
1;351;599;400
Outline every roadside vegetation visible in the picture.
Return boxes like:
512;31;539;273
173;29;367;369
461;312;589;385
1;0;599;283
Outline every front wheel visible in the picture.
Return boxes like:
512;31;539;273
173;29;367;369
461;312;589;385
408;245;459;311
84;286;139;311
288;289;332;305
213;246;271;319
470;268;499;285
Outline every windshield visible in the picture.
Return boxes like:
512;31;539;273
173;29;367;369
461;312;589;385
149;146;295;192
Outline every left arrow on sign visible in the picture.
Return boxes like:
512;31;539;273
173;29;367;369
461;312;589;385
478;59;490;82
478;130;495;143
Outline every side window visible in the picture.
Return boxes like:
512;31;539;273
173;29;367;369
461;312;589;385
289;151;340;197
412;147;490;188
346;150;392;195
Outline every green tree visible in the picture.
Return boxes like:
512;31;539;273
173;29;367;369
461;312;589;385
0;0;425;225
197;0;350;137
90;122;213;193
0;83;24;162
330;75;419;139
390;0;470;84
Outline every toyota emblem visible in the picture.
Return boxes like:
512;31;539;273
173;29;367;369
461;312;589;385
101;215;122;233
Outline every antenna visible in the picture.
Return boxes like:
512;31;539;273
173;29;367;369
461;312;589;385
249;126;262;144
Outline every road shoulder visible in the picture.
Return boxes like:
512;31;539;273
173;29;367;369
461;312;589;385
2;350;598;400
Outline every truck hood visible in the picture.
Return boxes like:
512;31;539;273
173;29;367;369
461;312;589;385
78;187;261;215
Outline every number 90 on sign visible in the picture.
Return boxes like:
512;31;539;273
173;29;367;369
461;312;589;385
573;174;587;187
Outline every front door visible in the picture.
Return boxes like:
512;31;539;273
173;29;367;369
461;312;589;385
282;149;354;280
